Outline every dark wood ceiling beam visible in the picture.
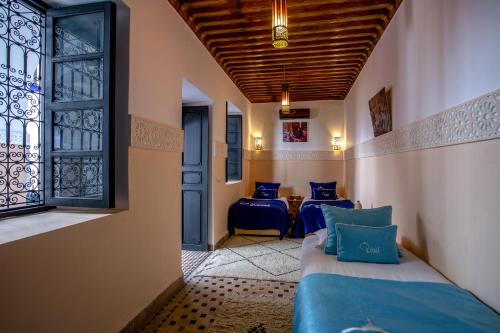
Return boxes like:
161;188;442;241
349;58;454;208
199;18;387;40
218;45;370;63
230;62;363;74
169;0;401;103
187;0;395;20
208;32;378;50
225;55;367;70
203;22;384;45
194;10;390;35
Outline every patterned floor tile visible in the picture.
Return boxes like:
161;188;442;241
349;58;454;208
139;236;303;332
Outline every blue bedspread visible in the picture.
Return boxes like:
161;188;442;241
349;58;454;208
228;198;291;239
294;273;500;333
292;199;354;238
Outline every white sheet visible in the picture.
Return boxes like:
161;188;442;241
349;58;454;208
301;234;450;284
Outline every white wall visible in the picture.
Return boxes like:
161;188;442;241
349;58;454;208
345;0;500;311
0;0;251;331
346;0;500;147
249;100;346;197
251;100;345;151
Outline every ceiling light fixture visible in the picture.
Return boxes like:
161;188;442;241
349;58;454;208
281;65;290;113
272;0;288;48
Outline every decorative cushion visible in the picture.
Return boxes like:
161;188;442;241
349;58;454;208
253;182;280;199
336;224;399;264
321;205;392;255
310;182;337;200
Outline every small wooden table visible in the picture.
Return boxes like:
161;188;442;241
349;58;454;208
287;195;304;235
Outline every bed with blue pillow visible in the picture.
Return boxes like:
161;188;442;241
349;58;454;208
294;205;500;333
292;181;354;238
227;182;291;240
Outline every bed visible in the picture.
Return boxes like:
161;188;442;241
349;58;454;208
227;197;291;240
291;197;354;238
293;235;500;332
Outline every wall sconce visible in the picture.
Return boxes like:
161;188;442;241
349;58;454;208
332;136;343;151
255;137;263;151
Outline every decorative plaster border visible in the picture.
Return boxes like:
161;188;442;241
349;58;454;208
345;89;500;160
251;150;344;161
130;115;183;152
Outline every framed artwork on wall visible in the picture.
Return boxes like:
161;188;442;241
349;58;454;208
283;121;308;142
368;88;392;137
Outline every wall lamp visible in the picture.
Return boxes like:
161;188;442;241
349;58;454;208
332;136;344;151
255;137;263;151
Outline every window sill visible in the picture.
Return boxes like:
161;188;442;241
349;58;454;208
226;180;242;185
0;207;123;246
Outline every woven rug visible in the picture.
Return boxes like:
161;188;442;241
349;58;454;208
192;235;303;282
140;236;303;333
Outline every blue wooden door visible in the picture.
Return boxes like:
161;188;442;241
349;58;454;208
182;106;209;251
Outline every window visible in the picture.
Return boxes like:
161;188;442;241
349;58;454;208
0;1;116;215
226;103;242;182
0;0;46;212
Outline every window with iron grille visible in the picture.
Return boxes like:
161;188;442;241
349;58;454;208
226;112;242;182
0;0;46;212
0;0;116;215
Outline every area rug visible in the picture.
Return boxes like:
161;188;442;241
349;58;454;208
140;276;296;333
192;235;303;282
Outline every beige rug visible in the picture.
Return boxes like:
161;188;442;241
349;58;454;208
193;235;303;282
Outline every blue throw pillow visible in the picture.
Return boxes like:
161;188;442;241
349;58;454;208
336;224;399;264
253;182;280;199
310;182;337;200
321;205;392;255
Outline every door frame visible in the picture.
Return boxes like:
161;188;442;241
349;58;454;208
181;106;209;251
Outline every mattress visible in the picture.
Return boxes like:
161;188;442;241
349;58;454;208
301;234;449;284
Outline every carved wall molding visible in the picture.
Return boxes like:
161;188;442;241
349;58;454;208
130;115;183;153
345;89;500;160
251;150;344;161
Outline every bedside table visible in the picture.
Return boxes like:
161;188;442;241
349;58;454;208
287;195;303;235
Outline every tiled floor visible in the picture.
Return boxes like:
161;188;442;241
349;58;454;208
140;276;295;333
141;236;300;333
182;250;212;277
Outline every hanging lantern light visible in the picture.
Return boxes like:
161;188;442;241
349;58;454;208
281;64;290;113
272;0;288;48
282;83;290;113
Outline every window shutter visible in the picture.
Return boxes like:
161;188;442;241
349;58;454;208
44;2;115;208
226;114;242;181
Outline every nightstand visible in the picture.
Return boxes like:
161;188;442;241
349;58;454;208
287;195;303;235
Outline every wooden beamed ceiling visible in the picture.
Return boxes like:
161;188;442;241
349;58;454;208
169;0;402;102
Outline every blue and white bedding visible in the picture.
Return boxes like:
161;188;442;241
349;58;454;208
291;197;354;238
294;235;500;333
293;273;500;333
227;197;291;240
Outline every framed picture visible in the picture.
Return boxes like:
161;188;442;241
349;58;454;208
368;88;392;137
283;121;308;142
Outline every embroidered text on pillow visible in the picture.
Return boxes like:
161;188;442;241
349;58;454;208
359;242;380;254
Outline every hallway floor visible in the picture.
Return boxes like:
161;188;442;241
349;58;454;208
140;236;301;332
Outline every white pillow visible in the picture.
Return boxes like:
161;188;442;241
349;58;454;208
315;228;328;249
